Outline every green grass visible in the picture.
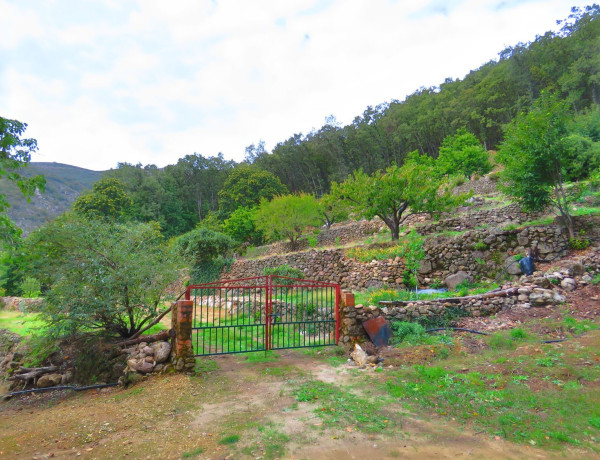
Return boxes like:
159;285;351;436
218;434;240;445
384;331;600;451
0;311;45;336
181;447;204;458
293;380;397;433
361;282;499;306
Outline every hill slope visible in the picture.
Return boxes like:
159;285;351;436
0;162;104;234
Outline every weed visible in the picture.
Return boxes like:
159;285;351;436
218;434;240;445
474;241;488;251
244;350;279;363
181;447;204;458
259;426;290;460
195;359;219;373
509;328;528;340
293;380;396;433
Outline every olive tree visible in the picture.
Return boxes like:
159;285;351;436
26;215;180;338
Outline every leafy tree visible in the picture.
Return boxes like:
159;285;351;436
173;227;234;284
318;192;350;228
26;215;179;338
498;93;576;238
436;128;492;178
72;178;133;220
218;164;288;217
0;117;45;246
255;194;321;251
174;227;234;264
331;152;465;240
222;206;264;246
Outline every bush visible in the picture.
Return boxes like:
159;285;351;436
263;265;305;284
174;227;234;264
20;277;41;298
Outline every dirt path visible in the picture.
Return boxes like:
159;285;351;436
0;349;585;460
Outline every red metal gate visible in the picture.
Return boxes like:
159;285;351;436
186;276;340;356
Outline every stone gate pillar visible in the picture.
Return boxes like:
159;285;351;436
171;300;196;372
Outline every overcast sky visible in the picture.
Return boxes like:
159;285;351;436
0;0;590;171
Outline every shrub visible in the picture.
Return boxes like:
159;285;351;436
263;265;305;284
20;277;41;298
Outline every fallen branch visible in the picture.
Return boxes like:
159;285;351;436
115;329;174;348
379;287;520;306
8;366;58;382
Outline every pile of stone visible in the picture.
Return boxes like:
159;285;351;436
122;341;172;376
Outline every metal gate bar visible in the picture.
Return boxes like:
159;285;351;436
186;276;340;356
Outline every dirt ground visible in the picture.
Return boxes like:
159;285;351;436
0;345;592;460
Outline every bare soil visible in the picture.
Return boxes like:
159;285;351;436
0;347;589;460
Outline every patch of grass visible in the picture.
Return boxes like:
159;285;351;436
218;434;240;445
195;358;219;373
562;315;595;335
181;447;204;458
243;350;279;363
325;355;347;367
293;380;397;433
520;216;554;227
384;336;600;451
0;311;45;336
259;425;290;460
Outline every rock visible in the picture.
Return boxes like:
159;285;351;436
151;341;172;364
350;344;369;367
61;371;73;384
531;277;552;289
560;278;577;292
582;274;593;283
444;271;473;290
568;263;585;276
142;346;154;356
505;257;522;275
132;361;154;374
37;373;63;388
418;259;433;275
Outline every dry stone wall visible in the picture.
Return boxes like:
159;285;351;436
339;253;599;345
222;216;600;291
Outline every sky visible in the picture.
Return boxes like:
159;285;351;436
0;0;591;171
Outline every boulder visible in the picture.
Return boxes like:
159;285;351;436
132;361;154;374
37;373;63;388
505;257;522;275
152;341;172;363
444;271;473;290
560;278;577;292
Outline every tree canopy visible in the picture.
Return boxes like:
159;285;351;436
26;215;179;338
331;152;465;240
0;116;45;245
498;93;575;237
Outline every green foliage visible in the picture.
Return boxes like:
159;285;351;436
191;256;233;284
255;194;321;250
474;241;488;251
346;244;405;262
218;164;288;217
19;276;41;298
332;153;466;240
569;230;590;249
318;192;350;228
498;93;576;237
262;264;305;284
222;206;263;246
0;117;45;246
437;129;492;178
174;227;234;264
402;230;425;289
25;215;180;338
72;178;133;220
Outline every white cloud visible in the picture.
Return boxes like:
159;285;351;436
0;0;592;170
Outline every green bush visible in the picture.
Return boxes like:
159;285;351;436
20;277;41;298
263;265;305;284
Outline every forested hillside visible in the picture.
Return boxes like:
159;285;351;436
0;163;102;234
97;6;599;237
